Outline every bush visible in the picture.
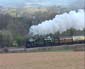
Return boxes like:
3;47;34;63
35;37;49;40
0;30;13;48
15;35;25;47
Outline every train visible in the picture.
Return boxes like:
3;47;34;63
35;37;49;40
25;35;85;48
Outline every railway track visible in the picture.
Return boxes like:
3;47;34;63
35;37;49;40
0;43;85;53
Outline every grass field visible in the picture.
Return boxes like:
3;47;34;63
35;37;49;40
0;52;84;69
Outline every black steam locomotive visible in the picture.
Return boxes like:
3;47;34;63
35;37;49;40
26;36;85;48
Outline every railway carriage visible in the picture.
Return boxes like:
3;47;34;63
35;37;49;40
59;36;73;44
73;36;85;43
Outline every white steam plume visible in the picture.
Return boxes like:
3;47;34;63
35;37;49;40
29;9;85;36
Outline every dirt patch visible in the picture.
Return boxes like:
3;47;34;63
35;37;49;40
0;52;84;69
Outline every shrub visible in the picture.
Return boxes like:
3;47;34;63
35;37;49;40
15;35;25;47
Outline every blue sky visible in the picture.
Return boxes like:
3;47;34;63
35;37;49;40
0;0;84;8
0;0;75;7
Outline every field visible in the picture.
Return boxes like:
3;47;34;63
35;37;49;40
0;52;84;69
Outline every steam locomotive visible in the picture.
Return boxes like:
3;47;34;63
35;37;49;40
26;35;85;48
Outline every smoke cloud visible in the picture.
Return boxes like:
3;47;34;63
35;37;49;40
29;9;85;36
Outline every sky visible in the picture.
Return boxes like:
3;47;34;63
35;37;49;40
0;0;84;8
